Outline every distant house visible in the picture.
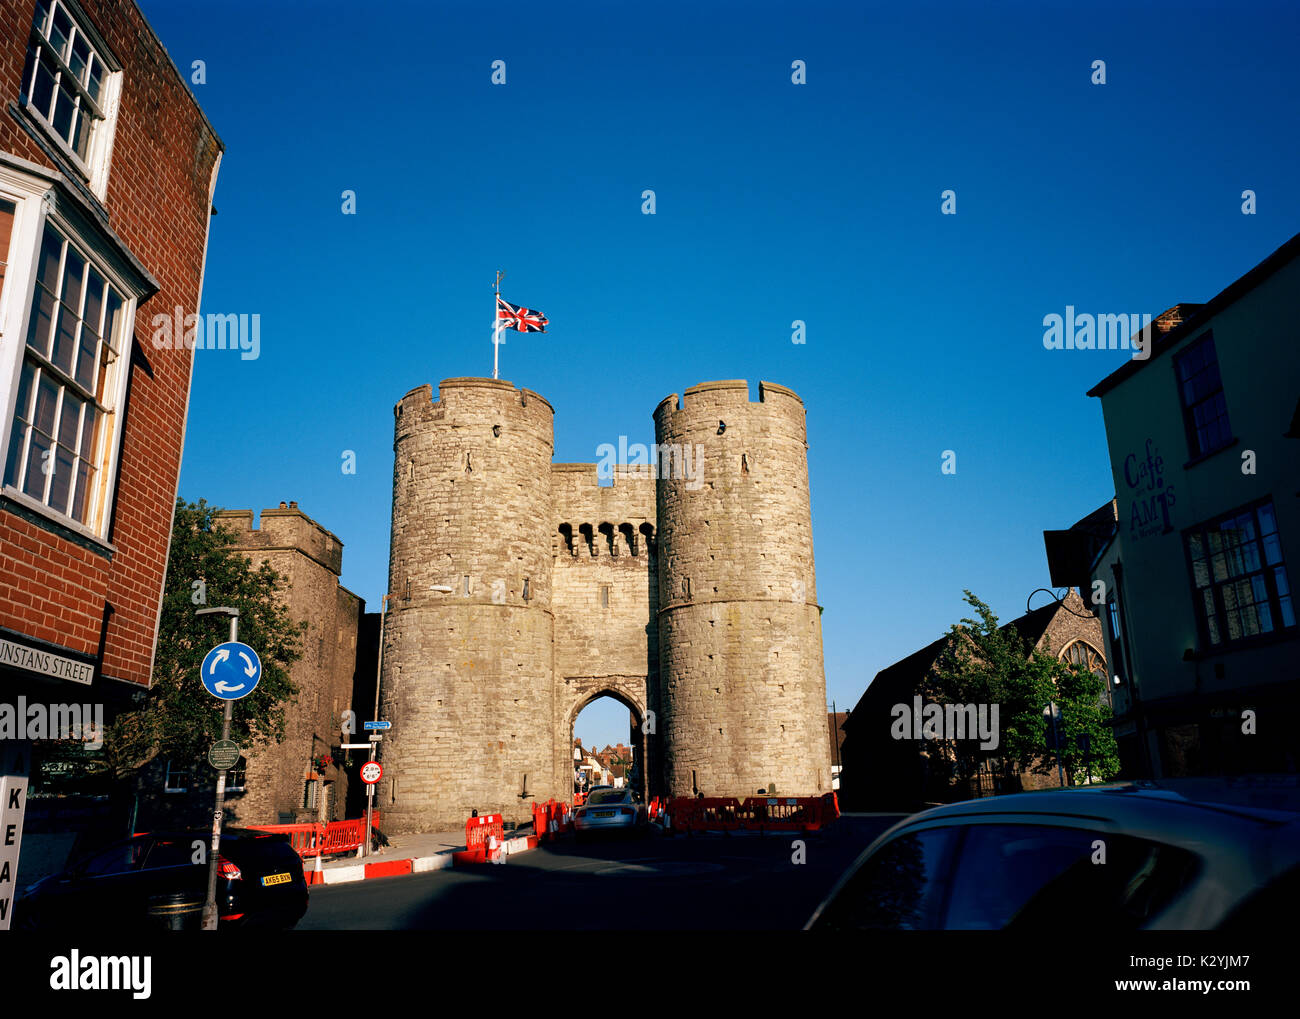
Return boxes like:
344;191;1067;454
827;712;848;791
838;590;1107;811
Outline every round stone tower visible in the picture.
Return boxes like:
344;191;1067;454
380;378;558;831
653;380;831;798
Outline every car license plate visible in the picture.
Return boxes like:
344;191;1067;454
594;810;615;818
261;873;291;886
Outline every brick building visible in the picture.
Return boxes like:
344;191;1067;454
838;590;1108;811
0;0;221;712
0;0;221;903
135;503;369;828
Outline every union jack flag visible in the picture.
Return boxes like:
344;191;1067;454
496;296;548;333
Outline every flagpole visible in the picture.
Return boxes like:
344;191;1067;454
493;270;504;380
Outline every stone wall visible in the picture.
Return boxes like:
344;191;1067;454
214;505;362;825
380;377;832;830
381;380;559;830
652;380;831;798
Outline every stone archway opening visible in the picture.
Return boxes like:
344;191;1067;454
567;689;648;803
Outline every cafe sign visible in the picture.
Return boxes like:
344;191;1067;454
1124;438;1176;539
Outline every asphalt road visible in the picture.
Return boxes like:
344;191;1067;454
297;815;901;930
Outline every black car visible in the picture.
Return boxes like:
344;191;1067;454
14;828;309;931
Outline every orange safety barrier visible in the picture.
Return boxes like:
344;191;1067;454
666;795;836;833
248;810;383;859
530;799;574;842
453;813;505;863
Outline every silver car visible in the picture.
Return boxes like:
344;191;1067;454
806;776;1300;930
573;788;648;840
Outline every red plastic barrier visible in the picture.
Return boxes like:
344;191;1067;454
531;799;574;842
249;810;384;859
665;795;835;833
453;813;505;863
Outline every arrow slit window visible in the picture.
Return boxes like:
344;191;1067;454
3;218;129;532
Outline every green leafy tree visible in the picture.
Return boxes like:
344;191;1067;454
926;591;1120;789
103;498;306;781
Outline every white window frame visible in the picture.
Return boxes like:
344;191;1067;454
226;757;247;793
0;163;140;546
19;0;123;203
163;759;189;794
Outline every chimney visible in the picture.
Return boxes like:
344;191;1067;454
279;501;287;509
289;501;298;510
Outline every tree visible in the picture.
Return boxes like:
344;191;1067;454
103;498;306;782
926;591;1120;790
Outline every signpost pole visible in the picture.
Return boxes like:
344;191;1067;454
364;739;375;859
201;612;238;931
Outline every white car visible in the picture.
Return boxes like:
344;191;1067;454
573;788;648;840
806;776;1300;930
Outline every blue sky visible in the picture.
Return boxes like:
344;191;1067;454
150;0;1300;748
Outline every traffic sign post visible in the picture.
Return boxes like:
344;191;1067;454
361;758;382;857
194;611;264;930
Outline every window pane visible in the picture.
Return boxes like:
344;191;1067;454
50;443;74;513
22;430;50;499
86;54;102;102
30;52;57;119
26;289;57;361
69;33;89;83
0;199;14;306
1258;503;1278;535
70;459;93;522
51;303;79;375
35;228;62;292
1281;597;1296;629
71;103;92;160
1211;551;1228;583
32;373;58;435
57;391;81;449
51;81;76;140
813;828;956;931
50;7;73;58
947;825;1198;931
1276;567;1290;598
78;405;97;461
1263;534;1282;566
3;424;26;489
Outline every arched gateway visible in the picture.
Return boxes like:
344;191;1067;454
377;377;831;832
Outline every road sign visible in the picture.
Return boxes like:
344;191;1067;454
361;761;383;785
200;642;262;700
364;721;391;731
208;740;240;770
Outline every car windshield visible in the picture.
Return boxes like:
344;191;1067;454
587;790;628;805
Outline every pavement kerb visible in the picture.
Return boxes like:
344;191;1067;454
310;833;540;886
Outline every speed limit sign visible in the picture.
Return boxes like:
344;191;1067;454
361;761;383;784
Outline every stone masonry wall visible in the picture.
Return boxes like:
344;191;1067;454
653;381;831;798
381;379;558;831
214;506;362;824
551;463;658;795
